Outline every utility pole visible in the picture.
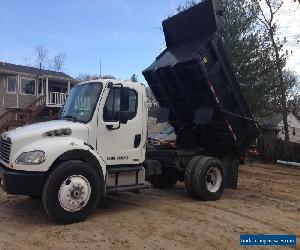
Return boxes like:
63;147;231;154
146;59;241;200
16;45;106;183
99;59;102;78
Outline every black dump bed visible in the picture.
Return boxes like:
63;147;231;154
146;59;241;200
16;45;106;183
143;0;258;158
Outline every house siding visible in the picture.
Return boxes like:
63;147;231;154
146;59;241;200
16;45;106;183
0;74;18;109
0;64;74;117
18;74;37;109
4;94;18;108
277;114;300;143
18;94;36;108
3;74;19;109
278;126;300;143
0;73;37;112
0;75;5;115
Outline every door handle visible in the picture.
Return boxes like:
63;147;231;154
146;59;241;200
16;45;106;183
104;121;120;130
134;134;141;148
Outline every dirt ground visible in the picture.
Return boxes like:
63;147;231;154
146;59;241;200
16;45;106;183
0;162;299;250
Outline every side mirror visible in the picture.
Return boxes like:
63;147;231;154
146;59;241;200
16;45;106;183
120;111;129;124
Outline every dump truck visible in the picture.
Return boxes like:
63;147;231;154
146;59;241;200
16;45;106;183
0;0;258;224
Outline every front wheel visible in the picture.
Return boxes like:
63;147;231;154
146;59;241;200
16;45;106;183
42;160;102;224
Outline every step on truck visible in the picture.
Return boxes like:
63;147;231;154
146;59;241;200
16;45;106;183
0;0;258;224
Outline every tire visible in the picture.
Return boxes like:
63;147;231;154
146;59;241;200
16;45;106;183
149;168;177;189
184;156;204;197
192;157;225;201
239;156;245;165
28;195;41;200
42;160;102;224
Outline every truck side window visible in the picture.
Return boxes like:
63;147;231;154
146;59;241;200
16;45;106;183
103;88;121;121
128;90;138;119
103;88;138;121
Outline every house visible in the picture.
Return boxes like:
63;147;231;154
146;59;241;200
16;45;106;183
258;113;300;143
0;61;76;132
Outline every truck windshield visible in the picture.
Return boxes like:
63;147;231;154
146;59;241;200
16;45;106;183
59;82;103;123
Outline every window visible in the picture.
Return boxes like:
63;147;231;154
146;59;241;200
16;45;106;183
20;78;36;95
59;82;103;123
128;90;138;119
103;88;138;122
103;88;121;121
293;128;296;136
7;77;17;93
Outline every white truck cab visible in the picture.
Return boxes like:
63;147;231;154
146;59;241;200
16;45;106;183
0;79;149;223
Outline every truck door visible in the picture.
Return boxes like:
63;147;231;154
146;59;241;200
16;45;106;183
98;85;143;165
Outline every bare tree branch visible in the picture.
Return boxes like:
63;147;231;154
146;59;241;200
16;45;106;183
50;53;66;72
35;46;48;69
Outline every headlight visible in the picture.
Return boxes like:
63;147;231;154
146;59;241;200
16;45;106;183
16;151;45;165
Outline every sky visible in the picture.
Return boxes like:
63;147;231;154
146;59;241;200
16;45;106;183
277;1;300;75
0;0;299;83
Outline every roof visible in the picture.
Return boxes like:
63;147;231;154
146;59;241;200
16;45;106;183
77;78;143;87
257;113;285;130
0;61;73;80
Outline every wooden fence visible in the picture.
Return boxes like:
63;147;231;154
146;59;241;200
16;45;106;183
257;136;300;163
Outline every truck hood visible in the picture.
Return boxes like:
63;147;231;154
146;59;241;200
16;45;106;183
3;120;89;141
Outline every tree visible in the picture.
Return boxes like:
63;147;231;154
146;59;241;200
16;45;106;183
284;71;300;118
220;0;280;117
23;57;32;67
76;73;99;82
101;75;116;80
35;46;48;69
50;53;66;72
131;74;138;82
175;0;197;13
288;96;300;119
146;87;159;117
255;0;290;140
283;70;299;102
23;46;67;72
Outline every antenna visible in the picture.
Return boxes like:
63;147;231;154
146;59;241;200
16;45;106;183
99;59;102;78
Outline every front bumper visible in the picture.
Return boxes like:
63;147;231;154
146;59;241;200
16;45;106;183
0;163;45;196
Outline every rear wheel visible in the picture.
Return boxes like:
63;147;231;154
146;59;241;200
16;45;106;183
192;157;225;200
184;156;203;197
42;160;102;224
28;195;41;200
149;168;177;189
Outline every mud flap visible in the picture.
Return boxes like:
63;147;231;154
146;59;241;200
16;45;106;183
143;159;162;178
223;158;239;189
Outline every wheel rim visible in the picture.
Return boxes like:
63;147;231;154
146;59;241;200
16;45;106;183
205;166;222;193
58;175;91;212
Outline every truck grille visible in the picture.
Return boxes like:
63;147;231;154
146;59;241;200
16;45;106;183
0;136;11;163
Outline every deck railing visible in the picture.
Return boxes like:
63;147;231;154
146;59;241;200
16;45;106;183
0;110;18;132
0;95;46;133
21;95;46;123
47;92;68;107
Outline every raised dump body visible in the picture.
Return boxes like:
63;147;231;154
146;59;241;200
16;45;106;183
143;0;258;159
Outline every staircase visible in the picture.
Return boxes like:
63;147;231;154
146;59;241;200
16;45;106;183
0;95;48;134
